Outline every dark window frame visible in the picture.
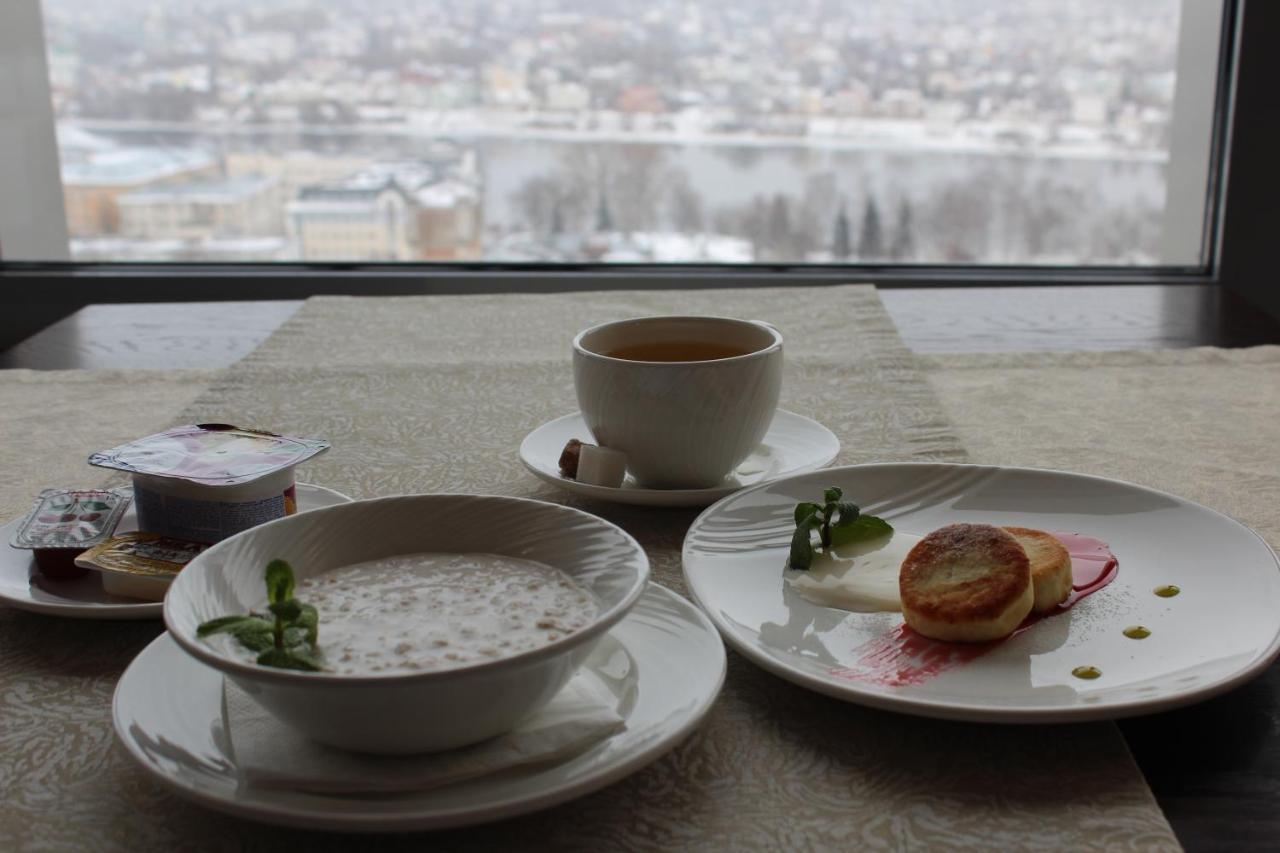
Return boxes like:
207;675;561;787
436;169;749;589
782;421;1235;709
2;1;1272;322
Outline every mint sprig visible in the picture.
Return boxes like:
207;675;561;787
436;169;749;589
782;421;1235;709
197;559;323;671
787;486;893;570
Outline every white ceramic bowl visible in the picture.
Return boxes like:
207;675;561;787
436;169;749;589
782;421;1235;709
164;494;649;755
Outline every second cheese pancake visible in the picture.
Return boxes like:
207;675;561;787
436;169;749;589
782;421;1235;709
1003;526;1073;613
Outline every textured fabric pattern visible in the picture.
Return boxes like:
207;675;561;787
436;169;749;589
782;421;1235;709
922;346;1280;551
0;369;217;519
0;287;1182;851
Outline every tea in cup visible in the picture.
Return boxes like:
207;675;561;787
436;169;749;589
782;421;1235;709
572;316;783;488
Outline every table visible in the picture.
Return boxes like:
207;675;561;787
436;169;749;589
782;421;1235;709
4;285;1279;370
3;283;1278;851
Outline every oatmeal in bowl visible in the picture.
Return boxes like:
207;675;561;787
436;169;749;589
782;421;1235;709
164;494;649;755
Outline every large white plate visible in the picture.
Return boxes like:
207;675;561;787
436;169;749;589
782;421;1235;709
520;410;839;507
682;463;1280;723
113;583;725;831
0;483;352;620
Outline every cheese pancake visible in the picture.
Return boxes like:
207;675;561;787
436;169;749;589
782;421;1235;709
1003;526;1073;613
899;523;1033;642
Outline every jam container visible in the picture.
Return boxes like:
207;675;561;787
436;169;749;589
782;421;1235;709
9;488;132;578
89;424;329;543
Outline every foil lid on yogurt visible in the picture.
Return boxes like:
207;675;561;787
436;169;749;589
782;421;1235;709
88;423;330;486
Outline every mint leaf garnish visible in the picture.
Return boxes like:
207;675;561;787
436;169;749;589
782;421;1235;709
197;559;324;671
794;502;822;526
786;488;893;570
789;512;822;570
832;502;861;527
297;603;319;646
282;625;309;647
268;599;302;622
830;514;894;548
197;615;256;636
265;559;294;604
257;647;323;672
228;619;275;652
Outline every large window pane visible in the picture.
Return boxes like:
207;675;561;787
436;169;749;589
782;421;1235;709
24;0;1218;266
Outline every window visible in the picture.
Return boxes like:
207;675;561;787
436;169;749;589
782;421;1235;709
0;0;1228;269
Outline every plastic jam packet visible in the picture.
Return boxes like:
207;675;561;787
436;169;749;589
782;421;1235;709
88;423;330;486
9;488;132;579
75;532;208;601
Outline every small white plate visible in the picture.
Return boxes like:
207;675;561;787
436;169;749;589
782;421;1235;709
0;483;352;620
682;463;1280;723
113;583;725;832
520;410;840;508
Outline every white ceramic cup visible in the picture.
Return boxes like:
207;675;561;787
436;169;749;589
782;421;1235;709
572;316;783;489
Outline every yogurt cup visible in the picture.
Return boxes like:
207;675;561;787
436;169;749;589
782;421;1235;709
90;424;329;543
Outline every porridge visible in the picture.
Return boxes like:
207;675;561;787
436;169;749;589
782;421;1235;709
294;552;598;675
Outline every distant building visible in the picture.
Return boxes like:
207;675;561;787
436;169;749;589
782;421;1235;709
414;179;483;260
225;151;375;208
616;85;666;114
544;81;591;112
60;136;219;237
117;175;283;240
483;65;531;107
288;148;482;261
289;179;418;261
879;89;925;119
1071;94;1109;126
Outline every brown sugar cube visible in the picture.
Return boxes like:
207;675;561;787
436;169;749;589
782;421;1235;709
558;439;584;478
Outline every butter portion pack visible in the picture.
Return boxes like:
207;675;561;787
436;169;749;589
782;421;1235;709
75;532;208;601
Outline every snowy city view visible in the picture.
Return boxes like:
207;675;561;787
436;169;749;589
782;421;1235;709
42;0;1187;265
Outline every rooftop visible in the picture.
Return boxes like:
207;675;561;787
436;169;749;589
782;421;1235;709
415;179;478;209
117;175;277;205
61;146;217;187
296;177;412;204
291;159;479;215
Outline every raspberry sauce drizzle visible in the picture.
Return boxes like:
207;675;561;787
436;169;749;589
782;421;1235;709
829;532;1117;687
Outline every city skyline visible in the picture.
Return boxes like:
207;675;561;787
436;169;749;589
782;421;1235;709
39;0;1188;265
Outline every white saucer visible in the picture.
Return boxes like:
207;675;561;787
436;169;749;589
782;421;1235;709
113;582;725;832
683;463;1280;723
520;410;840;508
0;483;352;620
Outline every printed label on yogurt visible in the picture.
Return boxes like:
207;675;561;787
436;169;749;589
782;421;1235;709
133;484;296;543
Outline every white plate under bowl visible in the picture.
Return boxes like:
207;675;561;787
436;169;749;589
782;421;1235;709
682;462;1280;723
114;582;725;832
0;483;352;620
520;410;840;508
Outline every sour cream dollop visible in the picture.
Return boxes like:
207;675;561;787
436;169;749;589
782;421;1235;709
786;531;923;612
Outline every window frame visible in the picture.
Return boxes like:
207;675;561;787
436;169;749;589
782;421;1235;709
1;1;1269;318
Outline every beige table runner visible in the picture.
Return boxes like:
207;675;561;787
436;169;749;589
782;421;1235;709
0;369;218;519
0;286;1181;851
923;347;1280;552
